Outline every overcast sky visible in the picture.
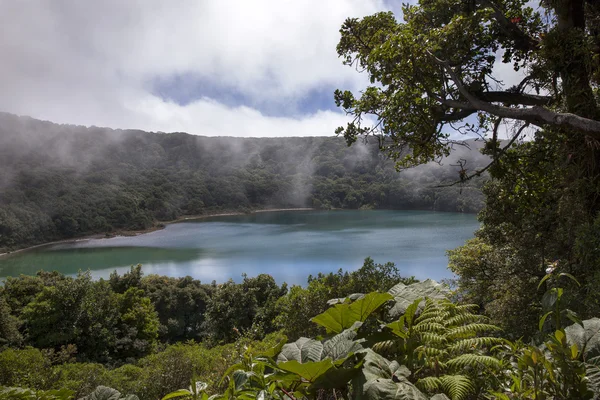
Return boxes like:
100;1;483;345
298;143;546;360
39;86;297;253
0;0;527;139
0;1;409;137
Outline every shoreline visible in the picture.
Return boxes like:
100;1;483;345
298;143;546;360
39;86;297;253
0;207;476;258
0;208;315;257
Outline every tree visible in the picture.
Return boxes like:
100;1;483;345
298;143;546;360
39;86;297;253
114;288;159;361
0;296;21;348
22;272;92;349
335;0;599;175
336;0;600;337
141;275;213;342
203;275;286;343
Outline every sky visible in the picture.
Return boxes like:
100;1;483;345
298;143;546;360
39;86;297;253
0;0;524;138
0;0;404;137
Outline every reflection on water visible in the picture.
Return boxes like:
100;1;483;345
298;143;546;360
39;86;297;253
0;210;480;285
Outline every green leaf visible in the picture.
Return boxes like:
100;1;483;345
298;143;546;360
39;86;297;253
563;309;583;328
311;292;392;333
278;359;335;382
83;386;123;400
232;370;249;390
565;318;600;359
277;337;324;363
539;311;553;331
309;357;365;391
322;327;363;361
258;339;286;359
386;318;408;339
352;350;427;399
327;293;365;305
388;280;449;320
161;391;192;400
537;273;553;290
558;272;580;286
541;289;558;310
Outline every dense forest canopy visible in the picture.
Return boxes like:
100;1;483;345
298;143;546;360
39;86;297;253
0;112;487;252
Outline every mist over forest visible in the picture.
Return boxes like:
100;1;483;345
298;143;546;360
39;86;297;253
0;112;487;252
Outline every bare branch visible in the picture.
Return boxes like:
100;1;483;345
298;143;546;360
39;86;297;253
434;122;530;187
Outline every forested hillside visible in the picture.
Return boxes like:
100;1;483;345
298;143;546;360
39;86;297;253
0;112;486;252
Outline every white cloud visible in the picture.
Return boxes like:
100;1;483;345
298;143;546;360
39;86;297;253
0;0;387;136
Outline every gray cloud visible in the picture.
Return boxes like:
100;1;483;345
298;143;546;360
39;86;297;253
0;0;386;136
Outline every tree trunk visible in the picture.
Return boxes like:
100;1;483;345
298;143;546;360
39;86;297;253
555;0;600;213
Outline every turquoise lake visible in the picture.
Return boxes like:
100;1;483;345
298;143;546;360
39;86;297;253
0;210;479;285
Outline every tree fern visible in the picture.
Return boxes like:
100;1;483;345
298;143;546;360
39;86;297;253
416;376;442;392
584;355;600;398
439;375;474;400
384;298;503;399
446;354;502;369
447;323;501;339
447;337;503;353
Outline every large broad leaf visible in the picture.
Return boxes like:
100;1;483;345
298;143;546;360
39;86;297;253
327;293;365;306
309;357;365;391
362;379;429;400
358;349;409;382
322;327;363;361
388;280;449;320
565;318;600;360
312;292;393;333
352;349;427;400
258;339;286;359
278;359;334;382
82;386;130;400
232;370;250;391
277;337;324;363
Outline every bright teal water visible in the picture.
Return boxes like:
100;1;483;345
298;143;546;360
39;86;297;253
0;210;479;285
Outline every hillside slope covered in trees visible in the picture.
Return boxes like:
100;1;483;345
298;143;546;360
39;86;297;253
0;112;487;252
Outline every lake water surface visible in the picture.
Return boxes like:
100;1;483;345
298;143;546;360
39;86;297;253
0;210;479;285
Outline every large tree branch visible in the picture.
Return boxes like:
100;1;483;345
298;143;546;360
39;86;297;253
432;55;600;137
438;109;478;122
478;91;552;106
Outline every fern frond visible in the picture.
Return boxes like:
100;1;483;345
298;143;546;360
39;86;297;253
416;345;446;357
447;337;503;353
416;376;442;392
447;323;501;339
445;313;487;327
585;355;600;396
439;374;474;400
446;354;502;369
454;304;479;312
414;321;446;333
415;312;447;325
421;332;447;345
372;339;398;355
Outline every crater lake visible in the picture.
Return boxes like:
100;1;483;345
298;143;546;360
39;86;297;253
0;210;479;284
